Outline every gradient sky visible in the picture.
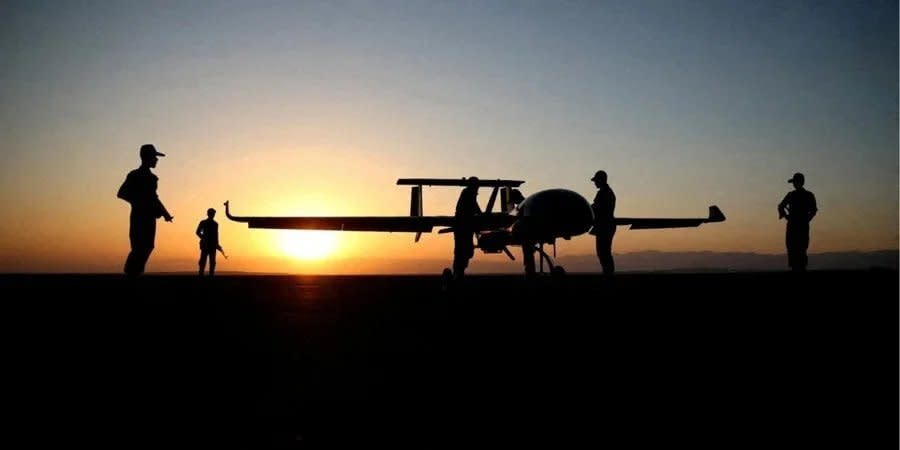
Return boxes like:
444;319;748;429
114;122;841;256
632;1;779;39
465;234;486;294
1;0;897;273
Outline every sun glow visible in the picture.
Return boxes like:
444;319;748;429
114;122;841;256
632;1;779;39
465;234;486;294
280;231;339;260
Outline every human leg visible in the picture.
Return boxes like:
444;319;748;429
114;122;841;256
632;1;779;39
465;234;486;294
522;241;536;277
786;222;808;271
199;249;208;276
596;227;616;275
796;222;810;271
126;216;156;276
453;231;473;279
209;251;217;277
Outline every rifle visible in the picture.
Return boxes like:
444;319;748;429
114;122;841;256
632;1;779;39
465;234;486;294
217;245;228;259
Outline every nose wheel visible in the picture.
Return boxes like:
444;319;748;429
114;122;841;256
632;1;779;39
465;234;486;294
535;243;566;278
441;268;453;290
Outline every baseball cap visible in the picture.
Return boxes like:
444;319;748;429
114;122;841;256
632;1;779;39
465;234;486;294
140;144;165;158
591;170;607;182
787;172;804;183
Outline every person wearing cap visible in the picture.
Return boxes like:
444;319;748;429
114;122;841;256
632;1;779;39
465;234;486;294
590;170;616;275
778;172;817;272
452;176;483;280
196;208;221;277
117;144;174;277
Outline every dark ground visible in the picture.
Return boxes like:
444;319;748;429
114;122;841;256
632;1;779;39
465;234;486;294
3;271;898;448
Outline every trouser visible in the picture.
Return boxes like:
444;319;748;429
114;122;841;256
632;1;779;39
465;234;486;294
124;214;156;277
786;221;810;271
595;226;616;275
453;231;474;278
199;247;217;276
523;242;536;276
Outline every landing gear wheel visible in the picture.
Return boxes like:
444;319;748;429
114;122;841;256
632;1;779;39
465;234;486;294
551;265;566;279
441;268;453;290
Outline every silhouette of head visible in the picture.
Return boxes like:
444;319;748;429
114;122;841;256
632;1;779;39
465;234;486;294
466;176;480;189
591;170;607;187
207;208;216;218
788;172;805;188
140;144;165;168
509;188;525;206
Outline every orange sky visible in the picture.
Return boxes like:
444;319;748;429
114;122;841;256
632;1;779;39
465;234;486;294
0;142;895;274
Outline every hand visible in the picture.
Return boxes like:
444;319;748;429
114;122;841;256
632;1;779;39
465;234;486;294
164;215;174;222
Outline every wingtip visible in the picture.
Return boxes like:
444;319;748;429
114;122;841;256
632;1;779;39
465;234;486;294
708;205;726;222
224;200;233;220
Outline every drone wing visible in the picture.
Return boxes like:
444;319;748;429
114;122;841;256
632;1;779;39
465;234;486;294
616;206;726;230
224;201;515;233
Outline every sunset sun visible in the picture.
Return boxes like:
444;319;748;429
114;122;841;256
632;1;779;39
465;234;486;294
280;231;339;260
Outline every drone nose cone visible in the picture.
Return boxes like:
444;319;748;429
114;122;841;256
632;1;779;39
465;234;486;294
515;189;593;241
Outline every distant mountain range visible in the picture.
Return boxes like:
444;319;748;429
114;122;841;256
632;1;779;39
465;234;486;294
322;249;899;274
552;249;899;273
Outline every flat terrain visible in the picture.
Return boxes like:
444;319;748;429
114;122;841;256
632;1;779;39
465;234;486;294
3;271;897;448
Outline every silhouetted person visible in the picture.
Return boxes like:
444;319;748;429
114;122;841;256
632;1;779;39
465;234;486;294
196;208;221;277
508;188;525;211
778;172;817;272
453;177;482;280
590;170;616;275
117;144;173;277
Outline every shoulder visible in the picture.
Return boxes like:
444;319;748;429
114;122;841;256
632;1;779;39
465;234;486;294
129;168;157;181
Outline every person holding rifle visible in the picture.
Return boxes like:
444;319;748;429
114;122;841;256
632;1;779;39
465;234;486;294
196;207;225;277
